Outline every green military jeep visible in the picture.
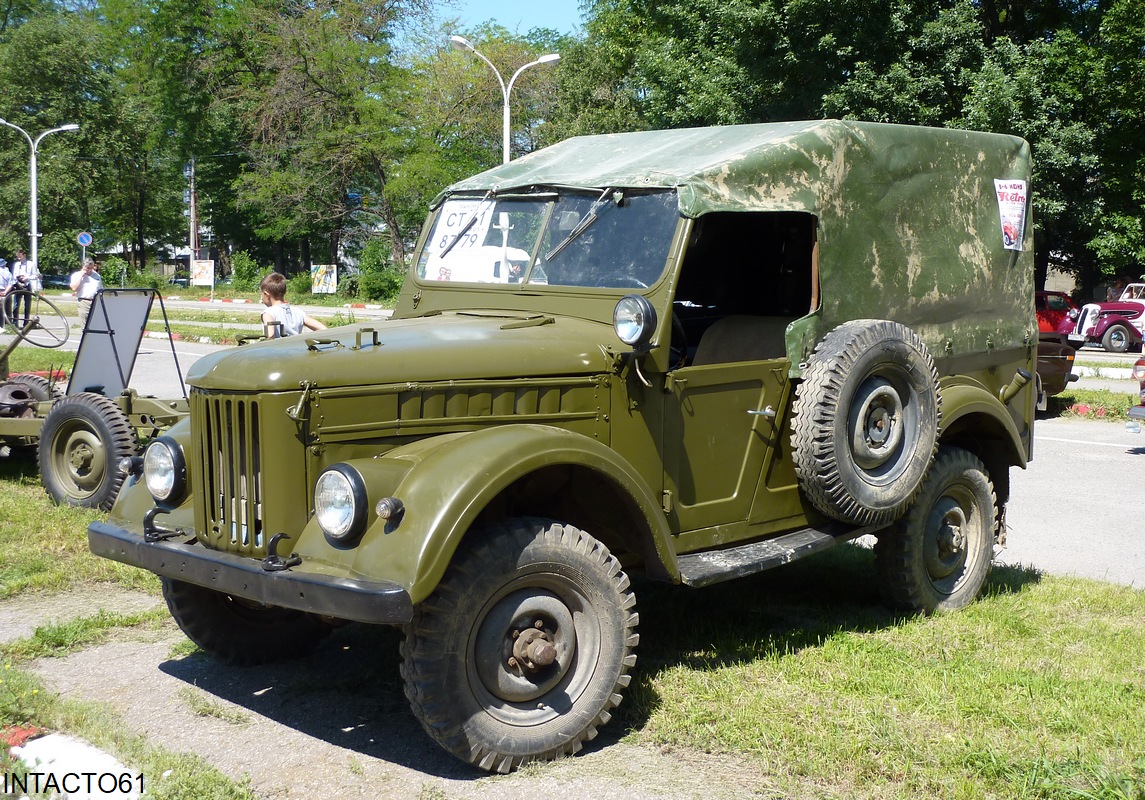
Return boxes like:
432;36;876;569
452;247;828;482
90;120;1036;773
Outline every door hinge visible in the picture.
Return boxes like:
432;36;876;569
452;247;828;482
662;489;673;514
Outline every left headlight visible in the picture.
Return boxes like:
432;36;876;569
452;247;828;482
315;464;368;546
143;436;187;506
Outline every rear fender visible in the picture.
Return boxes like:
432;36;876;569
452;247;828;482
296;425;676;605
938;381;1029;466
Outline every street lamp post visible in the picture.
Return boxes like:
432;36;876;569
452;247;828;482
0;119;80;272
450;36;559;164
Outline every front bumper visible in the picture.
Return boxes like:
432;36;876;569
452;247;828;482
88;521;413;625
1129;405;1145;421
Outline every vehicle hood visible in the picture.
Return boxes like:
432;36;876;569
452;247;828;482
186;312;616;392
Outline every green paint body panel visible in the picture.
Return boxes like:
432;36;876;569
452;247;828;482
95;120;1035;618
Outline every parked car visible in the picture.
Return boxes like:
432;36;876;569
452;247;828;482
1036;333;1078;410
1060;282;1145;352
1036;290;1077;333
1129;357;1145;424
40;274;71;291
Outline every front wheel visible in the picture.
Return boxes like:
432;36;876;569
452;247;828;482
401;518;639;773
1101;324;1133;353
874;447;996;613
162;579;331;665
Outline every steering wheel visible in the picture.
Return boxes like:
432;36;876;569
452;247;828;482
669;313;689;370
4;290;70;348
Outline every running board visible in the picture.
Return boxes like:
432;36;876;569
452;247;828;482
677;523;880;588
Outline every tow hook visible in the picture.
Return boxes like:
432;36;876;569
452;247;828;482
262;533;302;572
508;620;557;672
143;507;185;543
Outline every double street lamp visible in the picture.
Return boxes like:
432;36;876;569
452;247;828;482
450;35;560;164
0;119;80;271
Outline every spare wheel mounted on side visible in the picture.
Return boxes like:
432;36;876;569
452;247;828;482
791;319;941;527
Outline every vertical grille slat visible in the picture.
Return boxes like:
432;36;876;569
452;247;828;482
192;390;266;556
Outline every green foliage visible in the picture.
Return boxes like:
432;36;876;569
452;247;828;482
229;251;262;292
354;237;404;302
287;271;312;299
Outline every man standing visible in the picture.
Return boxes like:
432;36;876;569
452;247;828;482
0;258;11;328
10;249;40;327
70;259;103;330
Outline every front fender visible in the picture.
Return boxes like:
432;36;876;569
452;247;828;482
297;425;676;605
1093;315;1143;343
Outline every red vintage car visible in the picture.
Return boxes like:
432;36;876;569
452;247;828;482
1035;290;1077;333
1060;282;1145;352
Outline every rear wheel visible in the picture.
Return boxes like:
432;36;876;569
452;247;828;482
9;373;65;401
38;392;138;510
874;447;996;613
401;518;638;773
162;579;331;665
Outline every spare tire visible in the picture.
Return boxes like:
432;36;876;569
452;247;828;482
791;319;940;527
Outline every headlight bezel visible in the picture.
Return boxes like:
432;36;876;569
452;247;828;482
613;294;657;349
314;463;368;547
142;436;188;507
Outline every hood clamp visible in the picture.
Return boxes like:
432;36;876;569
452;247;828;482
286;380;314;424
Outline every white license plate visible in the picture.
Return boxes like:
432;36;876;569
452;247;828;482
1067;333;1084;342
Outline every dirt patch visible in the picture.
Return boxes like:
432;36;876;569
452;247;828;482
23;614;771;799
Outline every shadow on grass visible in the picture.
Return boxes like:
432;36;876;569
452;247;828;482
0;450;41;482
154;543;1042;779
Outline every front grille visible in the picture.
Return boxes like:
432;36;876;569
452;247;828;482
191;391;266;556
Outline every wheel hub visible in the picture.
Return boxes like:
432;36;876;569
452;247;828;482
474;589;576;704
925;499;969;580
510;622;558;671
850;377;905;470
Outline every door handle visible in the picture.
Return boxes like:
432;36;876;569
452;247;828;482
747;405;776;418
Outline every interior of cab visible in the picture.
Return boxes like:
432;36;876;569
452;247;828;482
670;211;817;367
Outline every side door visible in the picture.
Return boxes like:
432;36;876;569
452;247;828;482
662;357;790;534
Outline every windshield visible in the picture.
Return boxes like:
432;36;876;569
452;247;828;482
416;190;679;289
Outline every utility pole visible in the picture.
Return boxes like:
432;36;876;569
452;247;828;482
184;159;198;264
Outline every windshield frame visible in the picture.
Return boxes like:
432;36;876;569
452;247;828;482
413;187;681;293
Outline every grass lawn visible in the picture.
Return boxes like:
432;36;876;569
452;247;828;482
1;456;1143;798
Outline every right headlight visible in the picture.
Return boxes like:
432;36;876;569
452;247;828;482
315;464;368;546
143;436;187;506
613;294;657;348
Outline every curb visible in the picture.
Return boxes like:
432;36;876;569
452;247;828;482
144;331;183;341
1074;366;1135;380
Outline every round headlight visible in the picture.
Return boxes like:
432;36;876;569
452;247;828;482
613;294;657;348
143;437;186;505
315;465;367;545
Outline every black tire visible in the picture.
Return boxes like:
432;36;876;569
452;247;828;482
7;290;70;348
401;518;639;773
874;447;996;613
1101;324;1133;353
9;373;65;401
791;319;941;527
38;392;138;510
162;578;331;665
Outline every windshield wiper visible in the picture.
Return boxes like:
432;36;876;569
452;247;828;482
545;188;614;261
439;191;493;259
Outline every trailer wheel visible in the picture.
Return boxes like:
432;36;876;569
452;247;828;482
791;319;941;527
39;392;138;510
9;374;65;401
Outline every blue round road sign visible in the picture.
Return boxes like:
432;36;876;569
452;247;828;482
77;232;93;247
